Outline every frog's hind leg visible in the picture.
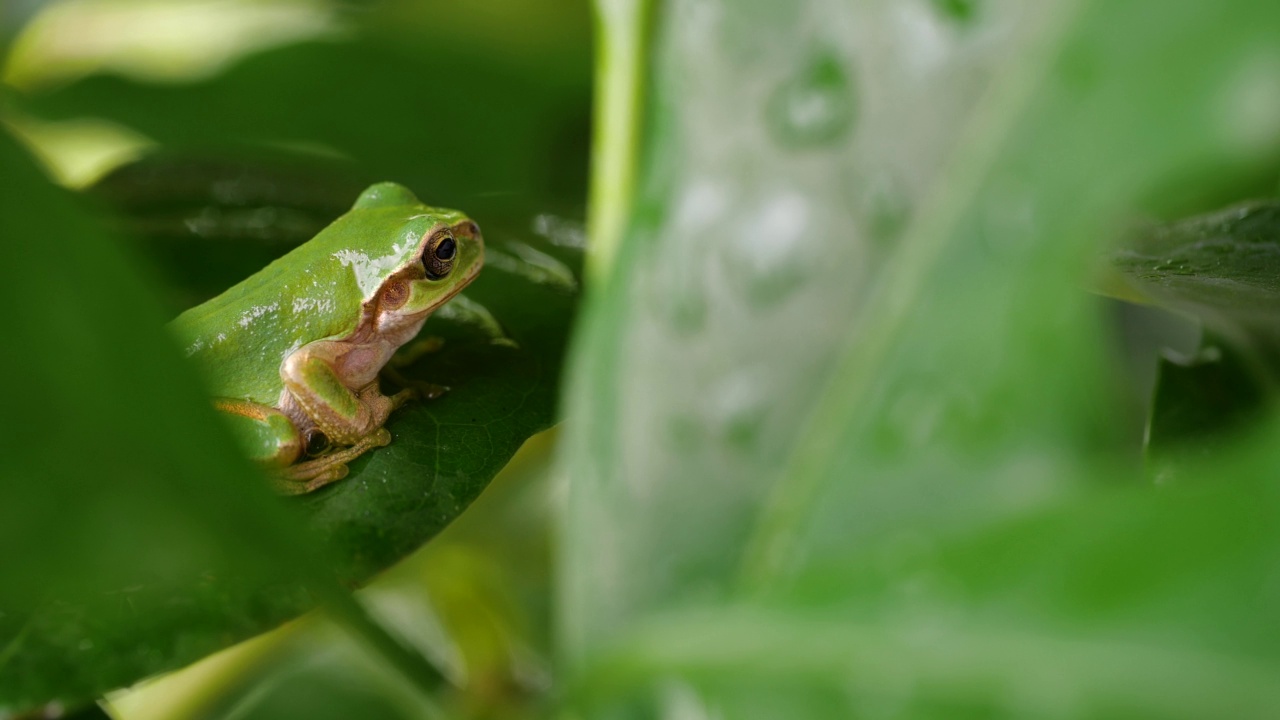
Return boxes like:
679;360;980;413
213;397;384;495
275;428;393;495
213;398;303;468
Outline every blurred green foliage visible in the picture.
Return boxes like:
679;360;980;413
562;0;1280;718
1;0;588;715
4;0;1280;718
0;117;324;713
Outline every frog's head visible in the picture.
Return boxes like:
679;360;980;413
373;216;484;333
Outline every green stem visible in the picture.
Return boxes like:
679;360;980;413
314;584;448;719
586;0;653;286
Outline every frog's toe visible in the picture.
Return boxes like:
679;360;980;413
303;464;350;493
273;461;349;495
388;387;418;409
274;426;395;494
384;380;448;409
415;382;450;401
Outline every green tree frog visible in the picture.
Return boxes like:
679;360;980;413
169;182;484;494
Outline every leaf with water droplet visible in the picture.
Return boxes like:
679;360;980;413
766;49;857;149
1111;200;1280;365
564;2;1280;718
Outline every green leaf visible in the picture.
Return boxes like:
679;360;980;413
1145;341;1267;483
562;0;1280;716
122;433;563;720
17;29;592;213
561;0;1063;661
0;127;328;712
1113;201;1280;368
1110;201;1280;483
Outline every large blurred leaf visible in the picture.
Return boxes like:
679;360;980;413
0;128;330;711
562;0;1280;716
582;459;1280;716
118;431;562;720
17;21;591;212
562;0;1062;659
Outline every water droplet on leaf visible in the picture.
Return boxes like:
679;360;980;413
929;0;978;23
864;173;912;246
711;371;768;454
720;190;813;308
766;50;856;149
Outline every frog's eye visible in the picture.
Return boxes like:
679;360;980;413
424;233;455;280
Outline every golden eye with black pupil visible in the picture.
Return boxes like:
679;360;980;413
424;233;455;280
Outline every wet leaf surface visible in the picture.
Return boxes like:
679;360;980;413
561;1;1280;717
1113;201;1280;363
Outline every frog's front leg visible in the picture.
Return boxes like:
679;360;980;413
280;340;408;446
389;336;445;368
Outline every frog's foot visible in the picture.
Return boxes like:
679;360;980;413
389;336;445;368
434;294;519;348
388;386;418;408
272;464;347;496
381;365;450;402
380;335;453;401
384;337;450;399
274;428;393;495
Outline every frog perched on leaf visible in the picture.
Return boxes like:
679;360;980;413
169;182;484;494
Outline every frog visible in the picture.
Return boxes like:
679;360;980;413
168;182;484;494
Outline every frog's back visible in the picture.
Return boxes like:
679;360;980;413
169;184;454;406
